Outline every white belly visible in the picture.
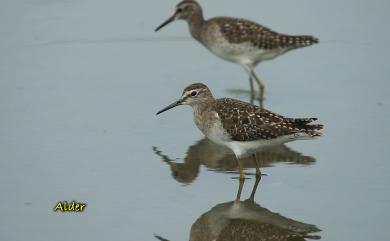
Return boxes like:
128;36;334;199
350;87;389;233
227;133;316;158
207;41;288;65
206;123;231;146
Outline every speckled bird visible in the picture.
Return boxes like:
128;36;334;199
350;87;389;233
189;178;321;241
153;139;315;184
154;177;321;241
156;83;323;179
155;0;318;102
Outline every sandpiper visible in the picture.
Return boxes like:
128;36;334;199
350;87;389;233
153;139;315;184
156;83;323;180
155;0;318;102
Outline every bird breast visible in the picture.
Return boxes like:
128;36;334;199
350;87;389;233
193;106;231;145
201;22;288;64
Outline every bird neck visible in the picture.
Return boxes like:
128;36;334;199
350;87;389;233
187;10;205;41
192;99;213;115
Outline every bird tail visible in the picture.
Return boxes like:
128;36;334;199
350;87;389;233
288;117;324;137
280;35;319;48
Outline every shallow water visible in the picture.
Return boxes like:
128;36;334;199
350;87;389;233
0;0;389;240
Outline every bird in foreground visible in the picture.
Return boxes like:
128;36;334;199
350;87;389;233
155;0;318;103
156;83;323;180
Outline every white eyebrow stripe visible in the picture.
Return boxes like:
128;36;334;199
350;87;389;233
184;89;201;96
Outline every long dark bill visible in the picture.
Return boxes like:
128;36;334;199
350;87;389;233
155;15;175;32
156;100;182;115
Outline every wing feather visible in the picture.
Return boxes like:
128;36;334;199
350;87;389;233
213;17;318;49
213;98;322;142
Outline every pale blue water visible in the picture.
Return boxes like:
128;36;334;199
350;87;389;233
0;0;389;240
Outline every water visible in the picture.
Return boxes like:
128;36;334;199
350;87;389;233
0;0;389;240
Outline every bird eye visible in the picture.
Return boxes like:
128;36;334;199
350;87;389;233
177;8;182;13
191;91;197;96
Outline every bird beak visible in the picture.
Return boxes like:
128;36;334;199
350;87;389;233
155;15;176;32
156;100;182;115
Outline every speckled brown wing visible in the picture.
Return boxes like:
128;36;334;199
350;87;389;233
217;219;308;241
213;17;318;49
213;98;323;142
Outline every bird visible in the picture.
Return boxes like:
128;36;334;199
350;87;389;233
156;83;323;180
155;0;318;104
154;177;321;241
189;178;321;241
153;139;315;184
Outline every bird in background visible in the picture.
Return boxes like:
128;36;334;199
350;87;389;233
156;83;323;180
155;0;318;106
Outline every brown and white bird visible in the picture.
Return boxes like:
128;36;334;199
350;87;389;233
153;139;316;184
155;177;321;241
155;0;318;102
190;178;321;241
156;83;323;180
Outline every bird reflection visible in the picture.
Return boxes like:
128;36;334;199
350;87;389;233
190;178;321;241
153;138;315;184
155;177;321;241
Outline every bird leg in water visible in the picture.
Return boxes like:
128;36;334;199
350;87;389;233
251;69;265;103
249;174;262;201
235;177;245;202
249;77;255;97
235;157;245;180
252;153;261;177
243;64;265;108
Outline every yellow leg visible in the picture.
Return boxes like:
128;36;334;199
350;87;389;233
249;78;255;104
252;153;261;177
251;70;265;102
236;158;245;180
249;172;262;201
235;178;245;202
249;77;255;97
242;64;265;108
250;96;255;105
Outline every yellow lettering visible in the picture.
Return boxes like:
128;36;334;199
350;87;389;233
54;202;63;212
54;201;86;212
79;204;86;211
63;201;68;211
68;201;75;211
